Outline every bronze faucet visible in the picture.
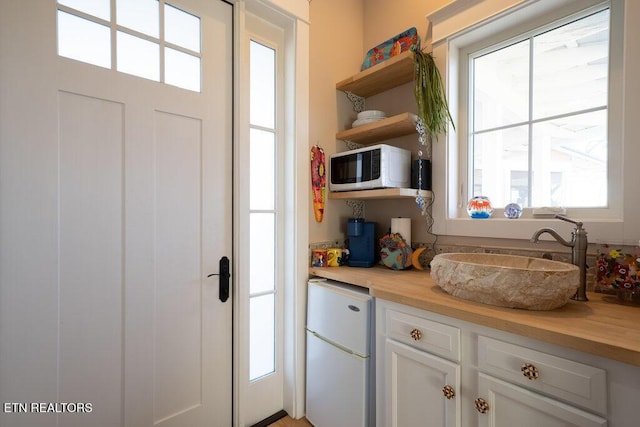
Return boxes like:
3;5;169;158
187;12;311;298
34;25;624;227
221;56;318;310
531;215;588;301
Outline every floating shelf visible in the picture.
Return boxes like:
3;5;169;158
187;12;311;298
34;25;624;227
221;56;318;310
332;50;429;208
336;50;415;98
328;188;431;200
336;112;418;145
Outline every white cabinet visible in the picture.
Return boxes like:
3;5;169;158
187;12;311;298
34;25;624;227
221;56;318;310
376;299;624;427
384;336;460;427
477;373;606;427
477;335;607;415
377;304;462;426
385;308;460;361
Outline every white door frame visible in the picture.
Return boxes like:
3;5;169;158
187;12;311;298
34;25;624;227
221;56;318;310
232;0;309;424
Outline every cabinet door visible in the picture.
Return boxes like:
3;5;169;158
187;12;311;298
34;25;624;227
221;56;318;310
476;373;607;427
385;339;460;427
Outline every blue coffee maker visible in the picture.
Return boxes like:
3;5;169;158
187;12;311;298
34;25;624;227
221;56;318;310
347;218;376;267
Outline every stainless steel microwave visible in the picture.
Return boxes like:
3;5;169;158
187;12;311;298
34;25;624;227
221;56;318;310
329;144;411;191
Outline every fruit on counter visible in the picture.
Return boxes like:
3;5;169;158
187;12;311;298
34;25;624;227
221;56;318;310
411;247;426;270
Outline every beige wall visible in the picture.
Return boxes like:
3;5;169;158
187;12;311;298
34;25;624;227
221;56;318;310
363;0;450;52
308;0;364;246
308;0;453;248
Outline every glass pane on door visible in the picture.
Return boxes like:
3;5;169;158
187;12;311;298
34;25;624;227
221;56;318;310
250;294;275;380
250;41;275;128
165;47;200;91
165;4;201;52
57;11;111;68
117;31;159;81
58;0;110;20
116;0;159;38
249;213;275;294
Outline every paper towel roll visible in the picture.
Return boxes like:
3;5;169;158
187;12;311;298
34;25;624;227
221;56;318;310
391;217;411;248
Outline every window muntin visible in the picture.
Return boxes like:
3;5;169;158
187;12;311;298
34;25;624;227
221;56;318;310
470;9;609;209
57;1;201;92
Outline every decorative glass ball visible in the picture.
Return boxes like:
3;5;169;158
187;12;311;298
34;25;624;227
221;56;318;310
467;196;493;219
504;202;523;219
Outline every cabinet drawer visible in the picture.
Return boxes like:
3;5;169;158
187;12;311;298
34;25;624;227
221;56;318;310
478;335;607;415
476;373;607;427
386;309;460;362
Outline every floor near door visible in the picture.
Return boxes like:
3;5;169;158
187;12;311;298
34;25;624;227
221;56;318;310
268;416;313;427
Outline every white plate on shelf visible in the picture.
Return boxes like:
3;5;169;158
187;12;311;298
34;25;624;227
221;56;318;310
352;117;385;128
357;110;386;120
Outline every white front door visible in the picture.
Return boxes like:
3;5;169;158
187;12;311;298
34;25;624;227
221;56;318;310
0;1;232;426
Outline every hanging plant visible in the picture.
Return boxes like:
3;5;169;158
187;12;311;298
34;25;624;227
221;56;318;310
411;46;455;138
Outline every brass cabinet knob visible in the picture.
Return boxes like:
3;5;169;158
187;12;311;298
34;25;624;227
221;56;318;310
410;328;423;341
521;363;539;380
474;397;489;414
442;385;455;399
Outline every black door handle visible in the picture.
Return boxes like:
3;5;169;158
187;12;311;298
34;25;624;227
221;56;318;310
208;256;230;302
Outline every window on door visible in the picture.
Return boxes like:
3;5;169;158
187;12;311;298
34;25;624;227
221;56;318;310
57;0;201;91
237;10;291;422
248;39;278;381
237;5;305;423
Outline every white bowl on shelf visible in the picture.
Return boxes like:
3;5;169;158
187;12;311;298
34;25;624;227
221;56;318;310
352;117;385;128
357;110;386;120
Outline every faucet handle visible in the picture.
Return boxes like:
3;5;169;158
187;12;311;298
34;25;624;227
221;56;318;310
555;214;583;229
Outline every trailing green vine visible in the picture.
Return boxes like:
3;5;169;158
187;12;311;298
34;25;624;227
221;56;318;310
412;46;454;138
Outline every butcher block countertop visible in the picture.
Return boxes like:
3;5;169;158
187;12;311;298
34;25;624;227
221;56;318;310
309;266;640;367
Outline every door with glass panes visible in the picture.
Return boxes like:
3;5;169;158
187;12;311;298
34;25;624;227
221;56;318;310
0;1;233;426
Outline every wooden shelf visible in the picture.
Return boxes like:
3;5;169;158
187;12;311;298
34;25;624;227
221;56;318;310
336;50;415;98
328;188;431;200
332;51;427;206
336;112;418;145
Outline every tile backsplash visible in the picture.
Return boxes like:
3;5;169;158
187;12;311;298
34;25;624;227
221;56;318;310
309;240;640;294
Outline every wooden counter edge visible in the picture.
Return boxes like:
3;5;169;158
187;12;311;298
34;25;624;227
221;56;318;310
309;266;640;367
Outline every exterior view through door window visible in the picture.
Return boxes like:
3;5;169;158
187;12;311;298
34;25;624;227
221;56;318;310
57;0;202;92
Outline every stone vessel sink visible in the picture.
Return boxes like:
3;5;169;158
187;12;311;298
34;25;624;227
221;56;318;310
430;253;579;310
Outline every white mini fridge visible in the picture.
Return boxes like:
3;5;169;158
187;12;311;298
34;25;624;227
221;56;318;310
305;278;374;427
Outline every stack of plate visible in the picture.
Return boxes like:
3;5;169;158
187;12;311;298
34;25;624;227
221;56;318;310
352;110;386;128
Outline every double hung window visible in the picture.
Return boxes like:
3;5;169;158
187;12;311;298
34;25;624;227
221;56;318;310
430;0;631;242
469;9;609;209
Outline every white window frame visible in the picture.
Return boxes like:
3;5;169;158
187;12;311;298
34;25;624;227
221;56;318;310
233;0;309;424
237;13;286;425
467;7;610;210
428;0;639;244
